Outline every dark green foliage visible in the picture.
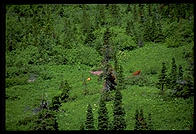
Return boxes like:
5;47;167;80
174;65;184;96
32;109;58;130
60;80;71;102
157;62;168;93
102;90;113;102
126;74;153;87
126;20;134;37
116;65;125;90
104;66;117;91
98;94;109;130
167;58;178;90
147;113;153;130
113;89;126;130
80;123;85;130
82;74;89;96
125;4;131;14
84;27;96;46
6;76;28;88
50;95;61;111
176;46;194;98
6;94;20;101
134;109;148;130
17;116;34;126
102;28;112;61
102;28;117;91
134;109;140;130
82;5;91;35
6;4;193;68
109;4;120;26
96;5;106;28
66;45;101;66
182;46;194;97
178;65;183;80
85;104;95;130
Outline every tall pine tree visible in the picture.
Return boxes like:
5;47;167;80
85;104;95;130
169;57;178;90
134;109;148;130
113;88;126;130
157;62;168;94
116;65;125;90
98;94;109;130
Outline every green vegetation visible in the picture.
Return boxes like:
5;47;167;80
6;4;194;130
134;109;148;130
85;104;95;130
113;89;126;130
98;94;109;130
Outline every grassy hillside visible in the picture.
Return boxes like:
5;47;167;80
6;43;194;130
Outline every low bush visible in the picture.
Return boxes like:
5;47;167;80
6;76;28;88
125;75;154;87
66;45;102;67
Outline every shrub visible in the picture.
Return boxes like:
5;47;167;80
6;76;28;88
66;45;102;67
60;80;71;103
32;109;58;130
110;26;137;51
40;71;53;80
125;75;153;87
17;116;34;126
12;45;40;67
146;67;158;75
48;45;67;65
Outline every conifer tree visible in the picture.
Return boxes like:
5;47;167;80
134;109;148;130
116;65;125;90
147;113;153;130
175;65;184;95
126;19;134;37
60;80;71;102
138;109;148;130
85;104;95;130
82;5;91;35
157;62;167;93
125;4;132;14
80;123;85;130
98;94;109;130
113;88;126;130
185;46;194;96
96;4;106;27
33;109;58;130
109;4;119;26
102;28;117;91
134;109;140;130
50;95;61;111
169;57;177;90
